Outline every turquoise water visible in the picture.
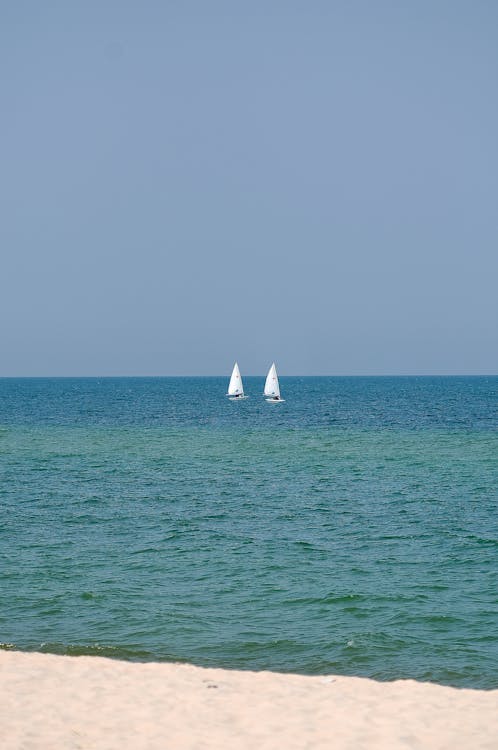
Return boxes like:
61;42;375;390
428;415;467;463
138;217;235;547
1;377;497;688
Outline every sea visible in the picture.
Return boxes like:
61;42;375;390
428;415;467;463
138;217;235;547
1;376;497;688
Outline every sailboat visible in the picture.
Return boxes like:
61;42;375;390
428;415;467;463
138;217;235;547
264;362;285;402
227;362;248;400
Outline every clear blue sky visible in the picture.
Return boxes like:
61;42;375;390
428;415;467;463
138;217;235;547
1;1;497;375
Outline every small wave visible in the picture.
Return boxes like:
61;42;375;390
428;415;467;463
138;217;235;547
464;534;498;548
130;547;159;555
33;642;156;660
80;591;106;601
293;541;318;551
283;592;367;608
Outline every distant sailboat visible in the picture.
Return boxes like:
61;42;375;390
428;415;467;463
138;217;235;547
264;363;284;402
227;362;248;400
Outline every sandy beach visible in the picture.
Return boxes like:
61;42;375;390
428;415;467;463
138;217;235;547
1;651;497;749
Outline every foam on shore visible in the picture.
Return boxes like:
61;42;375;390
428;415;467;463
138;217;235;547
1;650;497;749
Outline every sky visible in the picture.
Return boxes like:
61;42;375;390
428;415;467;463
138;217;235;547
1;1;497;375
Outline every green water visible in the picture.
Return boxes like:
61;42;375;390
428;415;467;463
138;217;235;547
0;377;497;687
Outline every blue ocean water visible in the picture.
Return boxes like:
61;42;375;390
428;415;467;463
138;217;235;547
0;376;497;688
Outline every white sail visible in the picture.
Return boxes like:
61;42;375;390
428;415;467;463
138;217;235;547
264;363;281;399
227;362;244;397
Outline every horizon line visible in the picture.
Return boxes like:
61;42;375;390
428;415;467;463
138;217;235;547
1;373;497;379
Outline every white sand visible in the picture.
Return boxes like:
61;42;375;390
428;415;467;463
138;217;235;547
1;650;497;749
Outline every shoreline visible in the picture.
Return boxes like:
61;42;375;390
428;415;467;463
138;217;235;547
1;651;497;749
